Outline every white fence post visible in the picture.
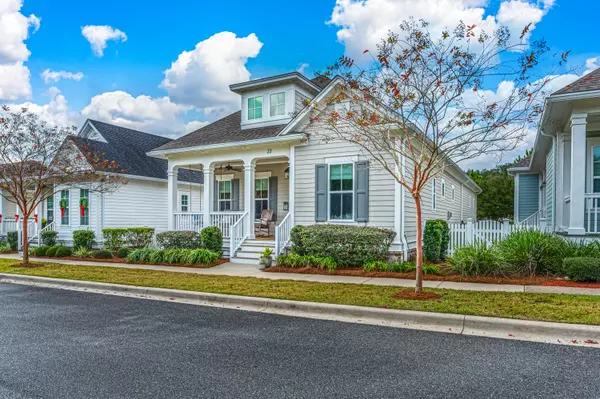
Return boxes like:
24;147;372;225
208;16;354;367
502;219;510;238
539;217;547;232
465;218;474;244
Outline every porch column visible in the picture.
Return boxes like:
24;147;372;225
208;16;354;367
0;191;3;234
569;113;587;235
244;162;256;239
167;166;179;230
203;165;214;229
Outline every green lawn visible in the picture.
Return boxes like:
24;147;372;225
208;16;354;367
1;259;600;325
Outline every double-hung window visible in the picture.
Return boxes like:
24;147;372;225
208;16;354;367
441;179;446;198
60;190;69;225
255;178;269;219
270;92;285;117
181;194;189;212
593;147;600;193
329;164;353;220
432;179;437;210
218;181;232;211
46;196;54;224
80;189;89;226
248;96;263;120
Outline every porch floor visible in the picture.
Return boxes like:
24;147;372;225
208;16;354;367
2;254;600;296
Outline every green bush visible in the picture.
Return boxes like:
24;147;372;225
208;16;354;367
156;231;201;249
290;225;306;255
422;264;441;275
563;240;600;259
201;226;223;256
494;229;567;276
563;257;600;282
186;249;220;265
450;241;506;276
423;219;450;262
0;242;12;253
116;247;130;258
362;260;425;274
276;254;336;271
73;230;95;250
45;246;60;257
34;245;50;256
91;249;113;259
7;231;18;251
127;248;154;263
149;249;165;264
290;225;395;266
55;247;73;257
163;249;181;264
127;228;155;248
73;247;92;258
40;230;58;246
102;228;128;250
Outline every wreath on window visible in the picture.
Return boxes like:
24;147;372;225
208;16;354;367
79;198;88;217
59;199;68;218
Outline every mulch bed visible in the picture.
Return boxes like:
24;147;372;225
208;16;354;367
393;290;442;300
32;256;228;269
264;266;600;288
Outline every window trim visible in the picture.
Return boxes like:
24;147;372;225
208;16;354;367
327;163;355;222
269;92;286;117
180;193;189;213
46;195;54;224
432;179;437;210
218;180;232;211
254;177;270;220
247;96;263;120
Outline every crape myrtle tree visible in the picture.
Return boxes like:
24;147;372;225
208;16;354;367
308;19;569;294
0;107;125;264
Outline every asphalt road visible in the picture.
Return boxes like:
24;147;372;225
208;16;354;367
0;284;599;399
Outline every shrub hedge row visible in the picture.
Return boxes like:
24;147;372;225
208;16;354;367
563;257;600;282
156;231;201;250
126;247;220;266
102;228;155;249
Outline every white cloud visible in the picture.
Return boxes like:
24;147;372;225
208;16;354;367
0;0;39;101
584;56;600;76
185;120;210;133
297;63;310;74
329;0;553;60
41;69;84;84
8;86;77;127
80;91;193;136
81;25;127;57
160;31;263;117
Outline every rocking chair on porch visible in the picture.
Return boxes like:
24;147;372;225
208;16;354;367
255;209;274;237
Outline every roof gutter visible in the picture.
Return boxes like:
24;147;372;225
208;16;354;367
147;134;305;158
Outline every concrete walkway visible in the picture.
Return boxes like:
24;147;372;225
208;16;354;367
1;254;599;296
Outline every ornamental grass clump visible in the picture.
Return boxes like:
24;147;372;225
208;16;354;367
450;241;505;277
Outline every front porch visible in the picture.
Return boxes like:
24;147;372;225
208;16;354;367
168;155;293;260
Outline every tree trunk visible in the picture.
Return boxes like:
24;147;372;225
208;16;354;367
414;195;424;294
22;217;29;264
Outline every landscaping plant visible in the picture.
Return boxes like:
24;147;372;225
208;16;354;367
201;226;223;256
186;249;220;265
450;241;505;277
45;246;60;257
563;257;600;282
40;230;58;246
91;249;113;259
73;247;92;258
156;230;201;250
55;247;73;257
149;249;165;264
34;246;50;257
0;242;11;253
117;247;130;259
102;228;128;250
73;229;95;250
259;247;274;269
6;231;18;251
423;220;451;262
127;228;155;248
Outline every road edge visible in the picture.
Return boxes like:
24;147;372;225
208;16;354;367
2;273;599;348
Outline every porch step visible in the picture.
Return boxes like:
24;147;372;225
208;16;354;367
231;239;276;264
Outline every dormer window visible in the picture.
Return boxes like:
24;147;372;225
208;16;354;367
270;92;286;117
248;96;263;120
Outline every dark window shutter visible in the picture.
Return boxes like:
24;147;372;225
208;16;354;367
355;161;369;222
231;179;240;211
213;179;219;212
269;176;278;221
315;164;328;222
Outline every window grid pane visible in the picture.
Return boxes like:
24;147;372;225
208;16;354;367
270;92;285;117
80;189;89;225
61;190;69;225
329;163;353;220
248;96;263;120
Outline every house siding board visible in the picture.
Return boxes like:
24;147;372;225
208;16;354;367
546;142;555;226
517;174;540;222
293;135;396;229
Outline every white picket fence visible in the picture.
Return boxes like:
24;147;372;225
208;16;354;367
448;218;542;255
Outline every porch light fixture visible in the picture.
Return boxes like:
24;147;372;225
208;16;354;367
284;167;289;180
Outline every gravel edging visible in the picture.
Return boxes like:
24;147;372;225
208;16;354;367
1;273;600;348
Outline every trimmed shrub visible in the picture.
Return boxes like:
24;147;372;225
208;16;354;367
127;228;155;248
7;231;18;251
201;226;223;256
45;246;60;257
34;245;50;256
55;247;73;257
40;230;58;246
563;257;600;282
102;228;128;250
494;229;567;276
116;247;130;259
450;241;506;276
73;229;95;250
186;249;220;265
156;231;201;250
73;247;92;258
290;225;306;255
91;249;113;259
423;219;451;262
290;224;395;266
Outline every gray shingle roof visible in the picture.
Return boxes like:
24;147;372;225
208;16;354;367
152;111;286;152
553;67;600;95
511;157;531;168
310;75;332;89
71;120;202;183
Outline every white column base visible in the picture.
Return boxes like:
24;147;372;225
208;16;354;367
567;227;586;236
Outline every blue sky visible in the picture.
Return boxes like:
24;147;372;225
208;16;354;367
3;0;599;145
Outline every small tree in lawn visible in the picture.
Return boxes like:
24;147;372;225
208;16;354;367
0;107;124;265
308;19;569;294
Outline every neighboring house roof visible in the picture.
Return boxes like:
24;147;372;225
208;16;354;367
151;111;287;152
553;67;600;95
71;120;202;183
511;157;531;168
310;75;332;89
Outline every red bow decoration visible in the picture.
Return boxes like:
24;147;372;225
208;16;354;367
60;208;65;218
15;214;19;223
0;214;3;223
34;214;38;223
80;205;85;217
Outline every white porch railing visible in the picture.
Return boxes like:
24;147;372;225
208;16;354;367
210;212;245;238
230;212;249;258
275;213;292;256
174;213;204;232
584;193;600;233
519;210;544;227
37;221;55;246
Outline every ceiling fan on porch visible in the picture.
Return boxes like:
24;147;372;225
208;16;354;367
216;163;242;174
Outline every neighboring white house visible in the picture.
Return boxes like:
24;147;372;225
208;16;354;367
147;72;481;262
509;67;600;237
0;119;203;246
